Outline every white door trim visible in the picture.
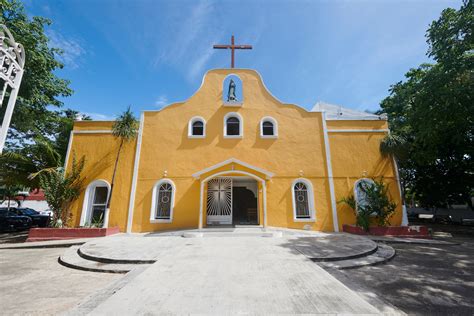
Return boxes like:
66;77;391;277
198;170;267;230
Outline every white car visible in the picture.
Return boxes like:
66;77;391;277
39;209;54;217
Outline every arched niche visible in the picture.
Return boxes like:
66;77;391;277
223;74;243;106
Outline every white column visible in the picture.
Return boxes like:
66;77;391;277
321;112;339;232
262;180;267;228
198;181;204;230
393;157;409;226
126;113;145;233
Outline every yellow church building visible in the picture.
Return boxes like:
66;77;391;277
64;68;404;233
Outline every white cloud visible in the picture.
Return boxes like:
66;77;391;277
154;95;169;108
152;0;226;81
81;112;115;121
47;30;86;69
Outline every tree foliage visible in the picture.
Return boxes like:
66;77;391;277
106;107;138;212
380;1;473;208
39;154;85;227
1;0;73;146
0;1;91;192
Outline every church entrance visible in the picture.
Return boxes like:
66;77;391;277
232;178;258;225
206;177;258;226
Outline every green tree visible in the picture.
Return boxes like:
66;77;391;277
380;1;473;208
1;0;73;148
105;107;138;226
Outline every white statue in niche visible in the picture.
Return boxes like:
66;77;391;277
223;75;243;104
227;79;237;102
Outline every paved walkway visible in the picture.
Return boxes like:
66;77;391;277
86;236;385;314
0;247;120;315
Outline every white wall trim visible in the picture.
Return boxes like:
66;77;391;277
327;129;389;133
188;116;206;138
63;131;73;171
260;116;278;138
392;157;409;226
223;112;243;138
322;112;339;232
126;112;144;233
80;179;111;227
150;178;176;224
192;157;274;179
291;178;316;222
72;130;113;134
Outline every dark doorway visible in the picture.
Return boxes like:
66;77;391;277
232;186;258;225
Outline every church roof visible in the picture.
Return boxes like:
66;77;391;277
311;101;386;121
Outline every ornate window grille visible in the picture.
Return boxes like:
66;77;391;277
156;183;173;219
294;182;310;218
354;179;375;212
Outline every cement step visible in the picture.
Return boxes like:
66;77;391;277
181;232;277;238
319;243;395;270
59;246;150;274
294;235;379;262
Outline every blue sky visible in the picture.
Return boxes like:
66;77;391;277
24;0;460;120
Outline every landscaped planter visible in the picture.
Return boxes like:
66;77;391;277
343;224;431;238
26;226;120;242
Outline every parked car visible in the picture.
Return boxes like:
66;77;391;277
10;208;50;227
0;208;32;232
39;209;53;217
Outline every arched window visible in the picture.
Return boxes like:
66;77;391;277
188;116;206;138
223;112;243;138
260;117;278;138
292;179;315;221
80;180;110;227
354;178;375;211
150;179;176;223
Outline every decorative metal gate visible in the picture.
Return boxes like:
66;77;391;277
206;177;232;225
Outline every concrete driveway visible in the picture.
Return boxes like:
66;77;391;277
86;236;390;315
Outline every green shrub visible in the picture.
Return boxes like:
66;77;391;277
340;178;397;231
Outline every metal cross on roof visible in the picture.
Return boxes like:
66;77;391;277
213;35;252;68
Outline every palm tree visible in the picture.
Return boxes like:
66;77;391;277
104;107;138;227
380;133;409;225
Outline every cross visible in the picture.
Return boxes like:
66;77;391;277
213;35;252;68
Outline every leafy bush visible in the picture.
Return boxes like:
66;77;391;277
340;178;397;231
39;154;85;227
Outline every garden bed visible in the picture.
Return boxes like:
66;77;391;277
343;224;431;238
26;227;120;242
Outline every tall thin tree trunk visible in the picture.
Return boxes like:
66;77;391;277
104;139;124;228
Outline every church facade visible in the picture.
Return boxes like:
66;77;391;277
65;69;404;233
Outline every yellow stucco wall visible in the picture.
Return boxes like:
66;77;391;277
67;68;402;233
66;127;136;231
328;131;402;230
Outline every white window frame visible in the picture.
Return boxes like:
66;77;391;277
260;116;278;138
291;178;316;222
80;179;111;227
223;112;243;139
188;116;206;138
354;178;376;215
150;179;176;223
